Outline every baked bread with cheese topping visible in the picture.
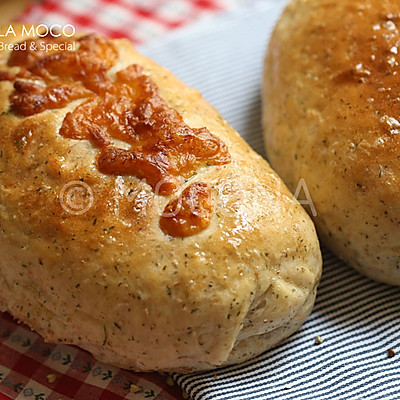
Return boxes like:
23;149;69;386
264;0;400;285
0;24;321;372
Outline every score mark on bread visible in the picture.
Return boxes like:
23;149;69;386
0;34;231;237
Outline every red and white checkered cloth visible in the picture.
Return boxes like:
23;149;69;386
2;1;248;399
19;0;247;44
0;313;187;400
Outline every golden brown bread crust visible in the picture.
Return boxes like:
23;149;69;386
0;25;322;372
264;0;400;285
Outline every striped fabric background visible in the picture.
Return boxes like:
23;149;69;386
142;1;400;399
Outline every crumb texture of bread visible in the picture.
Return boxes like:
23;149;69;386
0;24;321;372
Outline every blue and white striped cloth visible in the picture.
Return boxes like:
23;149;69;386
141;1;400;399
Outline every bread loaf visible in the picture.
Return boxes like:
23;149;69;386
264;0;400;286
0;25;321;372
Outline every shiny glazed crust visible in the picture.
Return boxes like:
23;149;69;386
264;0;400;286
0;25;322;372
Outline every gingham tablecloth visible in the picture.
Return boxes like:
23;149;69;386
0;313;187;400
1;0;400;400
19;0;248;44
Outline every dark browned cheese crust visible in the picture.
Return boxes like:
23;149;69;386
0;34;231;237
160;182;213;237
